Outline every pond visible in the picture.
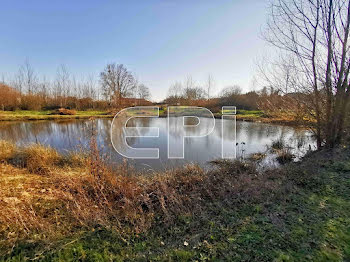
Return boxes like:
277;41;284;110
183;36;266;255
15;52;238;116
0;118;316;171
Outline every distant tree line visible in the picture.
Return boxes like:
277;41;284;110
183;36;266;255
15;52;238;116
0;61;151;111
164;76;262;112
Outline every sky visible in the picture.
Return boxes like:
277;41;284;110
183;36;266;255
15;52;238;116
0;0;270;101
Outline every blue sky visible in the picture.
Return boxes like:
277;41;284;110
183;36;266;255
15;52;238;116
0;0;269;101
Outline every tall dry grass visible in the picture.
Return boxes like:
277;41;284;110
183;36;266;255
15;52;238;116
0;140;16;162
0;138;285;255
0;140;87;174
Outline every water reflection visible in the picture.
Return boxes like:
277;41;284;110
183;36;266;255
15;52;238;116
0;118;316;171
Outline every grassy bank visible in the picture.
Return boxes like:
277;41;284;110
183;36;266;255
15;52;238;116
0;109;300;125
0;141;349;261
0;110;111;121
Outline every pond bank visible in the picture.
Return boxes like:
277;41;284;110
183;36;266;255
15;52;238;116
0;110;303;126
0;141;349;261
0;110;110;121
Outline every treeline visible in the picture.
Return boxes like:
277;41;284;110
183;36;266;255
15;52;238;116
164;78;266;113
0;62;151;111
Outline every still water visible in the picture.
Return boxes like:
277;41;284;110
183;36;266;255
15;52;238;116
0;118;316;171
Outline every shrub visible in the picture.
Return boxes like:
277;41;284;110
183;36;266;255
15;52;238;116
61;151;87;167
20;94;44;110
276;149;295;164
0;140;16;162
52;108;77;115
271;139;285;151
0;84;21;111
249;152;267;161
18;144;61;175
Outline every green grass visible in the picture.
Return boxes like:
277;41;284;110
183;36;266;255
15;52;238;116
75;110;109;116
219;109;263;116
0;110;52;116
236;110;265;120
0;110;107;116
236;110;263;116
0;109;269;122
0;110;111;121
2;150;350;261
215;109;265;120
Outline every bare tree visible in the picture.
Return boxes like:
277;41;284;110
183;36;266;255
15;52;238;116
219;85;242;97
184;75;194;90
166;82;183;105
38;76;50;103
19;60;37;94
167;82;183;98
183;86;207;101
12;68;24;93
100;63;136;106
206;74;214;100
55;64;71;107
137;84;151;100
263;0;350;148
84;74;97;100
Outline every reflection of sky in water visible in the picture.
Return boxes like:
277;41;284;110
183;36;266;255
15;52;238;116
0;118;316;171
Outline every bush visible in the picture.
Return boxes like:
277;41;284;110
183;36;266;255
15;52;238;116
0;84;21;111
271;139;285;150
20;94;44;110
0;140;16;162
276;149;295;164
52;108;77;115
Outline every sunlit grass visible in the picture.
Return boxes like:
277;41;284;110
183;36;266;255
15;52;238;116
0;110;112;121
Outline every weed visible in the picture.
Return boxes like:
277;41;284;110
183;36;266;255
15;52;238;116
271;139;285;150
276;149;295;164
0;140;16;162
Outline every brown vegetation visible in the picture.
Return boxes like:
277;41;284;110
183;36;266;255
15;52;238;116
51;108;77;115
0;84;20;111
0;140;284;254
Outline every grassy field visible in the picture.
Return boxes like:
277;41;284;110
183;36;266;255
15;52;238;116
0;140;349;261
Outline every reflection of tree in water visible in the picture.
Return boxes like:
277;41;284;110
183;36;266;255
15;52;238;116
0;121;56;144
0;118;317;170
168;117;212;139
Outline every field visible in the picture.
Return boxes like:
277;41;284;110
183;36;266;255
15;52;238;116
0;141;349;261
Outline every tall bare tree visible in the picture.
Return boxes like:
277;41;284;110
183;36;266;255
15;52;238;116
263;0;350;148
100;63;136;106
19;60;37;94
137;84;151;100
55;64;71;107
206;74;214;100
83;74;97;100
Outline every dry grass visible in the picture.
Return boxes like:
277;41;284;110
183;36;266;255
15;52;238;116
0;141;87;175
19;144;61;174
0;140;16;162
0;140;285;256
276;149;295;164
